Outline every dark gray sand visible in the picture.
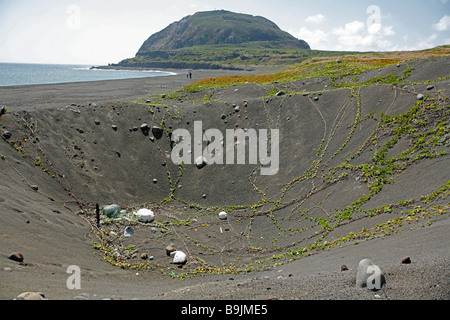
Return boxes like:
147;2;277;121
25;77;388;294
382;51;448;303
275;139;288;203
0;62;449;302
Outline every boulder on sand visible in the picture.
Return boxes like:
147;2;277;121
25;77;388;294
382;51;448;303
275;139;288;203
356;258;386;290
134;208;155;223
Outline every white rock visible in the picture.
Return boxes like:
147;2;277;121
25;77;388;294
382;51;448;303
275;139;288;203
124;226;134;237
15;292;46;300
172;251;187;264
195;156;207;169
356;258;385;290
218;211;228;220
134;208;155;223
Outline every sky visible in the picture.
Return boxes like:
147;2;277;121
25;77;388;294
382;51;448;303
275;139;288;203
0;0;449;65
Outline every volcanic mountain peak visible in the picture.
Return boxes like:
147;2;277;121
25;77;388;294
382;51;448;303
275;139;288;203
137;10;310;52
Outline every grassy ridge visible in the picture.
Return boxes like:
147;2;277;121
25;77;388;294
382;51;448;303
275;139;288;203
116;44;358;70
184;45;450;89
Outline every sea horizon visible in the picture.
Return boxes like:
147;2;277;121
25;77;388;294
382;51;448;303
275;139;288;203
0;61;176;87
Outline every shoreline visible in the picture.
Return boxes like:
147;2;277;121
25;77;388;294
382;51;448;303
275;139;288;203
0;67;270;111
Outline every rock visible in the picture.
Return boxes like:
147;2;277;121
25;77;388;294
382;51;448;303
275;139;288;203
134;208;155;223
313;96;319;101
31;185;39;191
401;257;411;264
172;251;187;264
15;292;46;300
195;156;207;169
94;119;100;125
356;259;386;290
202;194;207;199
140;253;149;260
8;252;24;263
275;91;285;96
0;106;6;116
2;131;12;139
234;106;240;112
218;211;228;220
152;126;164;139
341;265;348;271
112;125;118;131
336;59;342;63
124;226;134;237
417;94;425;101
101;204;120;218
427;85;435;90
166;245;176;256
140;123;150;135
221;114;227;120
153;179;158;184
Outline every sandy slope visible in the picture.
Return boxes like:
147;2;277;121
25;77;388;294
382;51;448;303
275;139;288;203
0;59;448;301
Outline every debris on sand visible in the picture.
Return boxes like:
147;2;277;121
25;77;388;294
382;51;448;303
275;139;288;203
101;204;120;218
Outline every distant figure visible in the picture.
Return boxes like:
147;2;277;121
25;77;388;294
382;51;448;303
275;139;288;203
186;72;189;79
189;72;192;79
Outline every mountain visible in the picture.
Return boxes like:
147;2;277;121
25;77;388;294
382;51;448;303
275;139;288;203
138;10;310;52
109;10;310;70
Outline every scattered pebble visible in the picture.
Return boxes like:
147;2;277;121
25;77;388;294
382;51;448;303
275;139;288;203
401;257;411;264
166;245;176;256
8;252;24;263
15;292;46;300
195;156;207;169
218;211;228;220
417;94;424;101
140;253;149;260
341;265;348;271
124;226;134;237
2;131;12;139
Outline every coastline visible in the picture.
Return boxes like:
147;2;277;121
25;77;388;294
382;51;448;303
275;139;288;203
0;68;268;111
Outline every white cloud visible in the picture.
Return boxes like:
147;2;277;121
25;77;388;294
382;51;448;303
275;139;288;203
305;14;325;24
297;26;328;49
333;21;366;36
331;20;395;51
433;15;450;31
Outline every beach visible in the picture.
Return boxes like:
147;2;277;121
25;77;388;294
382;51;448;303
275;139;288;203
0;62;449;303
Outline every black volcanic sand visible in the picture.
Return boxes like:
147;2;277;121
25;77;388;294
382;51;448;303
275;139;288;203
0;60;449;301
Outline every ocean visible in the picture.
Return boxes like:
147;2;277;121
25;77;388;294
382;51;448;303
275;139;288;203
0;62;175;87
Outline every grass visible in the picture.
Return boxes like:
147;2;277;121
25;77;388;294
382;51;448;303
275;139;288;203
184;45;450;90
